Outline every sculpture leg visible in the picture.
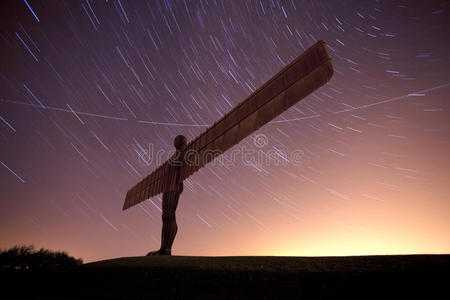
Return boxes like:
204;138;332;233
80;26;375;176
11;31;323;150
161;191;180;253
147;190;180;256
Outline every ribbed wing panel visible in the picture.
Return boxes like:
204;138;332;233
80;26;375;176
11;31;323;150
179;40;333;181
122;161;169;210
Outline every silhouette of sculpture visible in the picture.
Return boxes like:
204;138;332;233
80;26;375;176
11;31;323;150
123;40;334;256
147;135;186;256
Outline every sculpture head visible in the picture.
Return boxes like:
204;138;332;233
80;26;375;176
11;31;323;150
173;135;187;150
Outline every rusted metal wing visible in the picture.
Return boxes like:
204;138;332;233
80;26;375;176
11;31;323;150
179;40;333;181
122;161;169;210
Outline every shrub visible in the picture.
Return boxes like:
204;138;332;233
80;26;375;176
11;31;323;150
0;245;83;271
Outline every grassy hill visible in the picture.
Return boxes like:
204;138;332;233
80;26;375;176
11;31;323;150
2;254;449;299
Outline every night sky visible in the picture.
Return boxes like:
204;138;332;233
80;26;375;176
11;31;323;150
1;0;449;262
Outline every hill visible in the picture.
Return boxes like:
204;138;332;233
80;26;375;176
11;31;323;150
2;255;449;299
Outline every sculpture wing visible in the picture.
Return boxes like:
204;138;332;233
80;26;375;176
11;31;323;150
122;161;170;210
179;40;333;182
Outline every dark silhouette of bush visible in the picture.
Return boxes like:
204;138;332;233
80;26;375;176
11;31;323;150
0;245;83;271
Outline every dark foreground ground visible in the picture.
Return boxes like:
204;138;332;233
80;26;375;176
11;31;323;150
2;255;449;299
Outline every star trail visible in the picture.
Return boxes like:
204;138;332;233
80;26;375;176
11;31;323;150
0;0;449;262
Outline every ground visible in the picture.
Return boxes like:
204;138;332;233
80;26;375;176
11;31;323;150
2;255;449;299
